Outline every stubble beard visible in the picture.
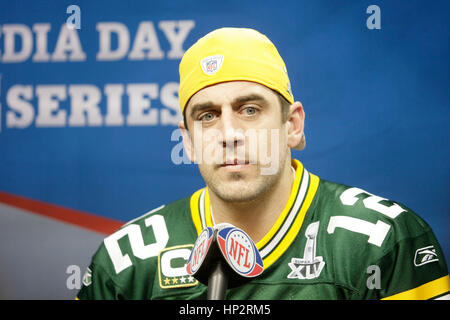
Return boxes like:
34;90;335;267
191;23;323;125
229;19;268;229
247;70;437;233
199;156;288;204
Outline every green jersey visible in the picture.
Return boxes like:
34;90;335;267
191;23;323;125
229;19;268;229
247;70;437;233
76;159;449;300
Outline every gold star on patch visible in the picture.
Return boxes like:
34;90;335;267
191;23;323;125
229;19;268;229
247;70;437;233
158;244;199;289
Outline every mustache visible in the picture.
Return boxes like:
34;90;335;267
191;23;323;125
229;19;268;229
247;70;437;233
199;146;257;166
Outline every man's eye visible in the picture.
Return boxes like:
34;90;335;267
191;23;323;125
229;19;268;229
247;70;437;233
242;107;258;116
199;112;216;122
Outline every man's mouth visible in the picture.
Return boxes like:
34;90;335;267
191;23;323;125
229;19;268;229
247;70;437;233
221;158;249;165
220;159;251;172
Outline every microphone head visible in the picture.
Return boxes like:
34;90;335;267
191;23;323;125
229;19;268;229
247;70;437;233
186;226;215;276
186;223;264;288
216;225;264;278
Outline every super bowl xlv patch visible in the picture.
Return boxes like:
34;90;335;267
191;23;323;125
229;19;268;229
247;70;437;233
158;244;198;289
287;221;325;280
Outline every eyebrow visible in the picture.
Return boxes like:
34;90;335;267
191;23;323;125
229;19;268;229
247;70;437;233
189;93;268;119
234;93;268;105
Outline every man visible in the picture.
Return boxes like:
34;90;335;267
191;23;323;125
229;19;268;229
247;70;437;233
77;28;449;299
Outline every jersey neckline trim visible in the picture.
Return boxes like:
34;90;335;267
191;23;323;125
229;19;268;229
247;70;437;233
189;158;320;270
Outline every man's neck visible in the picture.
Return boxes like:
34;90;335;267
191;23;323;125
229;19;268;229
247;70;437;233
208;160;295;243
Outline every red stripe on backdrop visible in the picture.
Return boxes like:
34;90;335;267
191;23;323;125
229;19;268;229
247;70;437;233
0;190;123;235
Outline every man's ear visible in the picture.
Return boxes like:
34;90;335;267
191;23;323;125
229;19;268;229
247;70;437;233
178;120;196;163
286;101;305;149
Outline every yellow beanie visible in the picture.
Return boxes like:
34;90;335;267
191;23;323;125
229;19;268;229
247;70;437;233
178;27;294;113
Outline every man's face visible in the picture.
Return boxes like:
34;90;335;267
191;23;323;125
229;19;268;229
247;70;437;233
181;81;294;203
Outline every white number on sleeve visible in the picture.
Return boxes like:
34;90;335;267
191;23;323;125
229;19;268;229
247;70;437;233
327;216;391;247
328;187;405;247
104;214;169;274
339;187;405;218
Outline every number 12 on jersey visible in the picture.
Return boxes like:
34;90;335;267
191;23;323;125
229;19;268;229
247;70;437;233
327;187;406;247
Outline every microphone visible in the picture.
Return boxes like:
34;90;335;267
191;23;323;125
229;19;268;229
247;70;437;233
186;223;264;300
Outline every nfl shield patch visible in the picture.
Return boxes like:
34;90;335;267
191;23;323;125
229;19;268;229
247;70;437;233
200;54;224;75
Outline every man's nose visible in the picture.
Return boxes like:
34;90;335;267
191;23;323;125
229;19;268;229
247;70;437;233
219;108;245;149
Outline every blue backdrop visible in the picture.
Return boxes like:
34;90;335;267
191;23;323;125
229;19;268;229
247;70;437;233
1;0;448;265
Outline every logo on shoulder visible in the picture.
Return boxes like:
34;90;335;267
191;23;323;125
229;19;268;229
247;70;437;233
158;244;199;289
414;245;439;267
288;221;325;280
200;54;224;75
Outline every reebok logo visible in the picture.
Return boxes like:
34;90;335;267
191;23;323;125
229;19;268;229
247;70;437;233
414;245;439;267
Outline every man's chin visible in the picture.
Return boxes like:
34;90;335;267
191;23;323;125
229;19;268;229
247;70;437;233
209;180;270;204
214;190;259;203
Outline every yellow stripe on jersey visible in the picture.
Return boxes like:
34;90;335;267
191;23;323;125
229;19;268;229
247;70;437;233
204;188;214;227
261;172;320;269
382;275;450;300
190;189;204;235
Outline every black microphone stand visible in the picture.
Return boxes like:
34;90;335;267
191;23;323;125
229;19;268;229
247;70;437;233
207;260;228;300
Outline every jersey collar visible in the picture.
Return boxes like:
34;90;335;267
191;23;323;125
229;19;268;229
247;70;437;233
190;158;320;270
